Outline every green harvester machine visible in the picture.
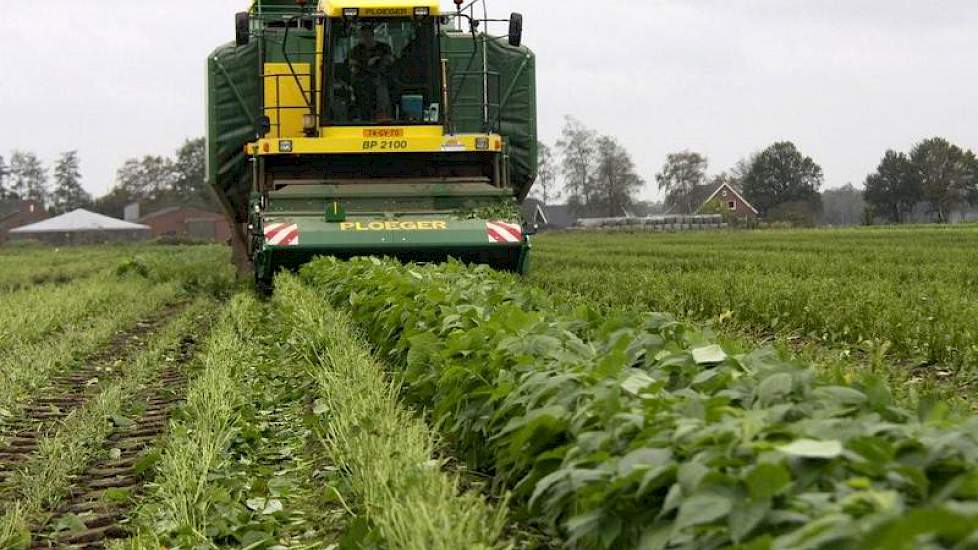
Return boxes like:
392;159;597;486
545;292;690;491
207;0;537;290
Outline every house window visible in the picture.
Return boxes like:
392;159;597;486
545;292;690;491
728;201;737;211
722;189;729;198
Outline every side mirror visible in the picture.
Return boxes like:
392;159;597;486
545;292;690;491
235;12;250;47
508;13;523;47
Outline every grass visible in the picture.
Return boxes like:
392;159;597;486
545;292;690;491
0;280;182;416
0;299;213;548
122;294;259;548
275;274;509;549
0;275;157;347
530;226;978;405
0;245;235;418
128;279;509;549
0;246;133;292
125;291;346;549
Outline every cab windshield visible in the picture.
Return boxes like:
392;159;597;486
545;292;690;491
325;17;440;125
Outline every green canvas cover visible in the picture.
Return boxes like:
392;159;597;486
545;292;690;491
441;33;537;201
207;40;260;224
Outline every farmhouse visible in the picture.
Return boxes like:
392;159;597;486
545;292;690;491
697;181;758;219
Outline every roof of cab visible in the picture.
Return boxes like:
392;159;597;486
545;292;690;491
319;0;441;17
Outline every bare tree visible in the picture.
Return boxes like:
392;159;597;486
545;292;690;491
556;116;597;214
591;136;645;216
531;142;560;205
656;151;708;214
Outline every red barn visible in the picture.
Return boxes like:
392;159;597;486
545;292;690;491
0;200;49;243
139;207;232;242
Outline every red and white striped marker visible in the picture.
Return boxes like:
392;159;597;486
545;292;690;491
486;221;523;244
264;222;300;246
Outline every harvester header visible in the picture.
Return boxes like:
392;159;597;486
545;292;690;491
211;0;537;290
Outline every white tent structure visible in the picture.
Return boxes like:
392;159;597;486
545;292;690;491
9;209;151;245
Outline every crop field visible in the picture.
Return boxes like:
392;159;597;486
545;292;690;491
531;226;978;407
2;232;978;549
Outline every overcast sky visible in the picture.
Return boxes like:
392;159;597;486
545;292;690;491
1;1;976;200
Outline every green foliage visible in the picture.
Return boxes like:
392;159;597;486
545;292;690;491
656;151;708;215
863;138;978;225
301;257;978;549
93;137;217;218
530;227;978;378
7;151;48;206
52;151;92;214
766;200;819;227
114;245;236;298
0;302;211;548
909;138;978;223
864;151;918;224
742;142;822;218
458;199;523;222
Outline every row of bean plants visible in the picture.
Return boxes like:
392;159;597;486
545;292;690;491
530;227;978;374
301;257;978;549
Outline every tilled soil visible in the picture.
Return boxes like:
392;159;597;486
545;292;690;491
0;304;184;484
0;304;205;549
28;362;193;549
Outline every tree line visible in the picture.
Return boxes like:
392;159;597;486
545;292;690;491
0;151;92;214
534;119;977;226
653;138;978;226
864;138;978;224
94;137;215;217
0;138;216;218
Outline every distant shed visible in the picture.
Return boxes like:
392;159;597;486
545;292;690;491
138;207;231;242
8;209;150;245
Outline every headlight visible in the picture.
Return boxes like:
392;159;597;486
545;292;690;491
414;7;430;16
279;140;294;153
475;137;490;150
343;8;359;18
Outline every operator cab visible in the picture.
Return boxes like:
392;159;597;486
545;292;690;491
326;17;440;125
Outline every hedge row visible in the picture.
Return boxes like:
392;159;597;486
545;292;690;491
300;257;978;549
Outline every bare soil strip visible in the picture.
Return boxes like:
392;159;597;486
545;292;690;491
25;331;203;550
0;304;186;485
